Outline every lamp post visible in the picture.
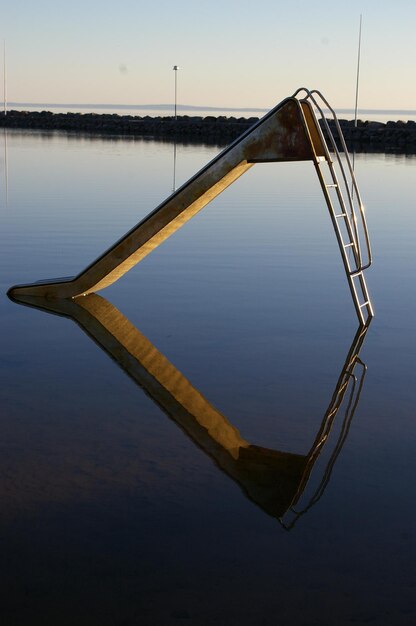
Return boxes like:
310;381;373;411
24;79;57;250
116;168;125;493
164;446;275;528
173;65;179;120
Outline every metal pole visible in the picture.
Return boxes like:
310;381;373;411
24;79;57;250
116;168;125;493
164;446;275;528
354;15;362;128
352;14;362;184
3;40;6;117
173;65;179;120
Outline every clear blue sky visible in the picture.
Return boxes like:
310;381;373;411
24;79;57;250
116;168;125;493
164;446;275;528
2;0;415;110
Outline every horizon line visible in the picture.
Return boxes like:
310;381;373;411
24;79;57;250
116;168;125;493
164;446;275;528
8;102;268;112
6;102;416;115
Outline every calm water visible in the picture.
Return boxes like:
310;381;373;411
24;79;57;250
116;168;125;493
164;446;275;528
0;129;415;625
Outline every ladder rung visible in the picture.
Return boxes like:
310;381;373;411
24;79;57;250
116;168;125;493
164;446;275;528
326;184;338;188
350;270;363;277
344;242;354;248
335;213;347;218
359;301;370;308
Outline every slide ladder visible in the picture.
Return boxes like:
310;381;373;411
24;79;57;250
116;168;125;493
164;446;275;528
295;88;373;323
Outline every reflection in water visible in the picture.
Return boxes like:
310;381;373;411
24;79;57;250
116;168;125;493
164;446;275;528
1;128;7;207
11;293;370;528
172;140;177;191
282;327;367;529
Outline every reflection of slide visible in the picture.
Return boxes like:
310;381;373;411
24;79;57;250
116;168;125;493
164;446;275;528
11;293;370;527
8;89;373;323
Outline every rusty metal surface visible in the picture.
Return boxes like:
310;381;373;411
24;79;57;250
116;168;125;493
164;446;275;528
246;99;313;162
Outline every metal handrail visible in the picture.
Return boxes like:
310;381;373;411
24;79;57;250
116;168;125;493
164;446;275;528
292;87;372;273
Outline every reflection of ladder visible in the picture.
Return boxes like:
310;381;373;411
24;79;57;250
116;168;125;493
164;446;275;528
8;88;374;324
281;321;370;530
295;89;373;324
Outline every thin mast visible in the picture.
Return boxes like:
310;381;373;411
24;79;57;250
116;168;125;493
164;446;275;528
3;40;6;117
354;15;362;128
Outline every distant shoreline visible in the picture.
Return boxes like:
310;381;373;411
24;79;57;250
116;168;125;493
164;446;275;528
1;110;416;153
4;102;269;114
5;102;416;117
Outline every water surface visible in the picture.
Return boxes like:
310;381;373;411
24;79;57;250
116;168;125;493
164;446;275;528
0;129;415;625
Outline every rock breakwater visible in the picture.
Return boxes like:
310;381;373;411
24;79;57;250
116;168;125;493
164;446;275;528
1;110;416;153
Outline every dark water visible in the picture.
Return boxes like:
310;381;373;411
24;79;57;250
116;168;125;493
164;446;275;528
0;129;415;625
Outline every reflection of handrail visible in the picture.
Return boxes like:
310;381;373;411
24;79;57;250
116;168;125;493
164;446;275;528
280;321;369;530
307;361;366;505
10;292;371;527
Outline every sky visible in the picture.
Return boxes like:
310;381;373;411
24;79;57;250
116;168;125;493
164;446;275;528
1;0;416;111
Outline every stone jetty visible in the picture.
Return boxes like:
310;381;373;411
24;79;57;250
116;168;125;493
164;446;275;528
1;110;416;153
